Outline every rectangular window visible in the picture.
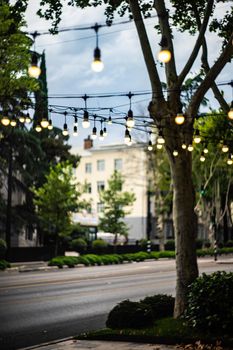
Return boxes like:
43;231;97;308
114;158;122;171
97;159;105;171
85;163;92;173
85;183;92;193
97;202;104;213
97;181;105;192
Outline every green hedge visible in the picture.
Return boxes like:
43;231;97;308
0;259;11;270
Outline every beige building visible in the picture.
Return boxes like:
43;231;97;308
73;137;152;242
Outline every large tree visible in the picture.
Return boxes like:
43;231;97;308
38;0;233;316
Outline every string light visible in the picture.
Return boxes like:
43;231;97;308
41;117;49;128
126;92;134;128
82;95;90;128
228;82;233;120
181;143;187;149
157;130;165;144
203;146;208;154
156;143;163;150
48;119;53;130
10;115;17;127
19;114;26;123
103;121;107;137
25;113;31;124
91;115;97;139
193;130;201;144
227;153;233;165
175;112;185;125
91;23;104;72
187;144;194;152
148;140;153;151
1;113;10;126
28;52;41;78
200;152;206;162
73;125;78;136
99;120;104;141
173;150;178;157
62;112;69;136
35;123;42;132
222;144;229;153
124;127;131;144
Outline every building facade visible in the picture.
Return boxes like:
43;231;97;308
73;138;152;243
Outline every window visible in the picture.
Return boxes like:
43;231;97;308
85;183;92;193
97;202;104;213
97;159;105;171
97;181;105;192
85;163;92;173
114;158;122;171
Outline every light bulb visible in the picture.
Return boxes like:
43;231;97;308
175;113;185;125
48;120;53;130
182;143;187;149
91;48;104;72
228;108;233;120
156;144;163;150
35;124;42;132
194;132;201;143
91;126;97;140
103;127;107;137
203;148;208;154
19;115;25;123
200;154;205;162
40;118;49;128
10;117;17;127
82;110;90;128
158;49;171;63
148;141;153;151
1;115;10;126
28;53;41;78
107;116;112;125
62;123;68;136
173;150;178;157
222;144;229;153
187;144;193;152
99;129;104;141
25;114;31;123
227;155;233;165
124;129;131;144
73;125;78;136
126;109;134;128
157;132;165;144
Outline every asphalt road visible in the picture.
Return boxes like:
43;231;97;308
0;257;232;350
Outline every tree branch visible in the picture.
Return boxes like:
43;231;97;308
189;31;233;115
128;0;164;103
192;3;229;112
177;0;214;87
153;0;178;89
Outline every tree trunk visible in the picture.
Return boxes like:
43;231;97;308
169;149;199;317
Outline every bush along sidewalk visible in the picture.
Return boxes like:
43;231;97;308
48;247;233;268
0;259;11;270
77;274;233;347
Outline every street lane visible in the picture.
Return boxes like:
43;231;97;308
0;258;232;350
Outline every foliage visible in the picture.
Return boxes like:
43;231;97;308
185;271;233;333
91;239;108;249
33;162;88;252
98;171;135;240
0;259;11;270
106;299;154;329
225;240;233;247
0;239;7;259
165;240;175;251
141;294;175;319
70;238;87;251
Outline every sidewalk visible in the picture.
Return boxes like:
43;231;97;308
21;339;176;350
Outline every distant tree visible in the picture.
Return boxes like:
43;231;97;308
98;171;135;244
33;162;89;255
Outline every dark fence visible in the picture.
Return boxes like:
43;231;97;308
7;246;65;262
7;244;160;262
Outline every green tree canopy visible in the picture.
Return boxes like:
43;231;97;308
99;171;135;244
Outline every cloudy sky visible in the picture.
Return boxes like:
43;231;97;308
24;1;232;150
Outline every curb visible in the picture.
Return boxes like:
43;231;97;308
19;336;73;350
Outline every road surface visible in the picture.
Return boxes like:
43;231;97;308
0;257;232;350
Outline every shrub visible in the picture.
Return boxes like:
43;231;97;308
92;239;108;251
0;239;7;259
84;254;102;265
225;240;233;247
185;271;233;333
164;240;175;251
158;250;175;258
63;256;79;267
138;239;148;248
70;238;87;251
140;294;175;319
0;259;10;270
132;251;150;261
106;300;153;329
48;256;65;268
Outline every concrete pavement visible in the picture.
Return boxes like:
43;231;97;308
20;339;176;350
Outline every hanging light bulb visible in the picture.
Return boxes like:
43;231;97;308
25;113;31;124
1;112;10;126
157;130;165;144
91;24;104;72
19;114;25;123
103;126;107;137
99;129;104;141
193;130;201;143
91;126;97;140
200;152;205;162
203;146;208;154
74;115;78;126
222;144;229;153
48;119;53;130
35;123;42;132
187;144;194;152
10;115;17;127
228;102;233;120
148;140;153;151
158;36;171;63
28;52;41;78
124;128;131;144
156;143;163;150
73;125;78;136
40;118;49;128
173;150;178;157
82;110;90;128
175;113;185;125
107;116;112;125
126;109;135;128
181;143;187;150
62;123;68;136
227;154;233;165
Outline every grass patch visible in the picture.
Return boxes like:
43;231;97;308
76;317;233;347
